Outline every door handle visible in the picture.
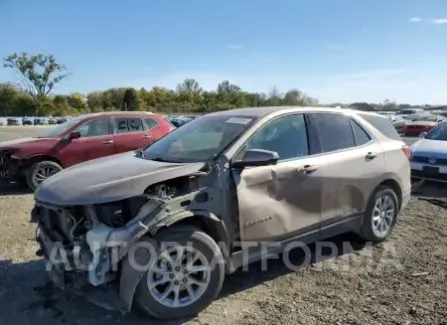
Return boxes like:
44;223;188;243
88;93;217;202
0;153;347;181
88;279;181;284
299;165;319;174
143;134;152;139
102;140;114;145
365;152;377;159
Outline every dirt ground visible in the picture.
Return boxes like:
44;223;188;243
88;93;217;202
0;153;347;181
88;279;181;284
0;126;445;325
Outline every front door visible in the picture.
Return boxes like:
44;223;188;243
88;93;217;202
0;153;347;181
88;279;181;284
56;117;115;167
113;117;154;153
232;113;323;242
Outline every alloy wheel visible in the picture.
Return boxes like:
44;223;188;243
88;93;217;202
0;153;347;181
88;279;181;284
146;245;211;308
372;194;396;238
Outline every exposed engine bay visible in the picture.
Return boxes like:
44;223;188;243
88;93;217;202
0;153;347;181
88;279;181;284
32;171;219;311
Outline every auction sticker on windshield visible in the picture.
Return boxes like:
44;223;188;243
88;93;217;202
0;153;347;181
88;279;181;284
226;117;252;124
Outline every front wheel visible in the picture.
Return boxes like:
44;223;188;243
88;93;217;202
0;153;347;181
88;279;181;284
26;160;63;191
133;226;225;320
359;185;399;242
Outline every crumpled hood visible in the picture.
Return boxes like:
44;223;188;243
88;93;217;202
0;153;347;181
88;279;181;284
411;139;447;157
35;151;206;205
0;137;41;149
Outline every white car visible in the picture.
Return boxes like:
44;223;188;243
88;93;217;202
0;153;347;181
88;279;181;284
410;122;447;182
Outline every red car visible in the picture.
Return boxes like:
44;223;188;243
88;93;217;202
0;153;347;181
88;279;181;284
0;112;175;190
403;118;445;136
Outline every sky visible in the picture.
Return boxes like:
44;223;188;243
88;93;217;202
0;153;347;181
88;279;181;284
0;0;446;104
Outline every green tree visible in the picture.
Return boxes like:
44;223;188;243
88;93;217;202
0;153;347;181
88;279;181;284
3;53;69;115
123;88;139;110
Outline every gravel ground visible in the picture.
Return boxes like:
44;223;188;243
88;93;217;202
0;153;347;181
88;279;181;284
0;126;445;325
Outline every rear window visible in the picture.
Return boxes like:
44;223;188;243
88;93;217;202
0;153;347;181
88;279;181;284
358;113;401;141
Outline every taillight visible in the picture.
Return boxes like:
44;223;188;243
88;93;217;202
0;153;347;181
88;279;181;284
402;145;411;159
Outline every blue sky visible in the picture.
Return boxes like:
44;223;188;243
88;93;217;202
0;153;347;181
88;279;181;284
1;0;446;104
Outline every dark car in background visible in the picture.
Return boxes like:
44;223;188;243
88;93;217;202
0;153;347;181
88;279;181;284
7;117;21;126
0;111;174;190
22;117;34;126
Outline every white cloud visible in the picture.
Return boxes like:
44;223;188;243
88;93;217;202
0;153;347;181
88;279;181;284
431;18;447;24
409;17;422;23
226;44;244;50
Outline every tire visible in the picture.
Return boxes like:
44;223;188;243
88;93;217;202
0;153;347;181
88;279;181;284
133;226;225;320
359;185;399;242
26;160;63;191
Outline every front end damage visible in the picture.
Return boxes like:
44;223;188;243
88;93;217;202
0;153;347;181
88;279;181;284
32;174;224;312
0;150;21;182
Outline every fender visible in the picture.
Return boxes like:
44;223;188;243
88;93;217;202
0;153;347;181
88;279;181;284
118;209;231;312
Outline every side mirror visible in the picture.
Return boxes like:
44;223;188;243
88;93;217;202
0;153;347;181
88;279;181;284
68;131;81;140
419;132;427;138
232;149;279;169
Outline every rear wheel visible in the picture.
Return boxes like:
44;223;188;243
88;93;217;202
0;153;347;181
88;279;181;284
360;185;399;242
134;226;225;320
26;160;63;191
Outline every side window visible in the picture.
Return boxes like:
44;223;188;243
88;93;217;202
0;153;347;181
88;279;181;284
358;113;401;141
243;114;309;160
144;118;159;130
351;120;371;145
313;113;355;152
115;118;129;134
128;118;144;132
75;118;111;137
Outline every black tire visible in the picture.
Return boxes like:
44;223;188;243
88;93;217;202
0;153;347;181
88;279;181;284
359;185;399;242
26;160;63;191
133;226;225;320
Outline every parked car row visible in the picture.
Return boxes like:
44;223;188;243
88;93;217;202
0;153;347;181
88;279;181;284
382;111;447;136
4;106;446;320
0;116;71;126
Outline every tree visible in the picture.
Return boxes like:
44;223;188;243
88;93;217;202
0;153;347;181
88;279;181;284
123;88;139;110
3;53;69;115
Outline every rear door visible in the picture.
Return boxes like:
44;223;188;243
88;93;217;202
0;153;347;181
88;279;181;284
232;113;324;242
142;117;163;143
310;112;386;223
56;117;114;167
112;117;151;153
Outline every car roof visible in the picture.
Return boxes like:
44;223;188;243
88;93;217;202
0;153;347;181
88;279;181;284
205;106;386;119
75;111;162;120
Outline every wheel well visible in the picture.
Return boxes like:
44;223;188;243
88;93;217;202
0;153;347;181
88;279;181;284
166;216;223;245
23;155;64;169
378;179;402;208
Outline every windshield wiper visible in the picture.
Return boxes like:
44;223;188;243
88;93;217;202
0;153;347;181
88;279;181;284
149;157;181;163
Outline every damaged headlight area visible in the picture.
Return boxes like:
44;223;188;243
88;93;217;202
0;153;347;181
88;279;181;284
32;174;210;304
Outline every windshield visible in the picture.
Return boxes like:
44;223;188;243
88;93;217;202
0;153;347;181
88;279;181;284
425;123;447;141
142;115;256;163
38;116;83;138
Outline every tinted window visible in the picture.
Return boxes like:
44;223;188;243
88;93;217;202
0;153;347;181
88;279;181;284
351;120;371;145
115;118;129;133
313;113;355;152
244;114;309;160
75;118;111;137
114;118;144;133
358;113;401;141
144;118;159;129
128;118;144;132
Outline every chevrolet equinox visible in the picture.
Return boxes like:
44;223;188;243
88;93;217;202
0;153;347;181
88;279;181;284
32;106;411;320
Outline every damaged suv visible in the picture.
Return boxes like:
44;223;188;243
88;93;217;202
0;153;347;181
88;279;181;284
32;106;411;320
